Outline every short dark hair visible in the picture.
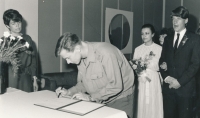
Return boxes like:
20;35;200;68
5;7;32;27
55;32;81;57
160;28;169;35
141;24;155;34
3;9;23;26
171;6;189;19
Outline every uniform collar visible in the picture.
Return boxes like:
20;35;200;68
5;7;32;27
86;42;96;63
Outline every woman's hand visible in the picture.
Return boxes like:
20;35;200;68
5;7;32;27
138;76;147;83
72;92;93;101
33;76;38;92
132;64;137;70
138;71;151;83
160;62;167;71
55;87;71;97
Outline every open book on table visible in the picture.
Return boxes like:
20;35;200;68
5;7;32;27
34;97;105;116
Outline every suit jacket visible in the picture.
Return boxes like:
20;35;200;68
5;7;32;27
159;30;200;97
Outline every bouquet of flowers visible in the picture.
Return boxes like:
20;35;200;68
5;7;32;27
0;31;30;76
129;51;155;83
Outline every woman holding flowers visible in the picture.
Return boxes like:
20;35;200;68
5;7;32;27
132;24;163;118
3;9;38;92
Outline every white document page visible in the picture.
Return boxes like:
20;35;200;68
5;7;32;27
34;98;80;109
59;101;105;115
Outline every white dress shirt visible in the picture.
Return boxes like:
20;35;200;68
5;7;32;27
173;28;187;48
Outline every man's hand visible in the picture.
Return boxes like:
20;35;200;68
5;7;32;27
33;76;38;92
164;76;174;84
72;92;94;101
160;62;167;71
169;79;181;89
55;87;71;97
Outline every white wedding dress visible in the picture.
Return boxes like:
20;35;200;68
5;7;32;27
133;43;163;118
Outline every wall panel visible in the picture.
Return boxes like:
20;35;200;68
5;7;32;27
84;0;101;42
62;0;83;72
153;0;163;31
151;0;163;45
119;0;132;11
165;0;181;28
183;0;200;32
144;0;154;24
132;0;144;54
62;0;82;37
38;0;60;73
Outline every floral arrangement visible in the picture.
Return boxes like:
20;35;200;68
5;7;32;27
129;51;155;82
0;31;29;76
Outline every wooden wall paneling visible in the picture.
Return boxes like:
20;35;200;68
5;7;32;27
143;0;154;24
132;0;143;54
38;0;60;73
62;0;83;72
183;0;200;32
165;0;181;28
62;0;83;37
153;0;163;31
84;0;101;42
151;0;163;45
119;0;132;11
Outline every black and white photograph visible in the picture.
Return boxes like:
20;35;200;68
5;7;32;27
0;0;200;118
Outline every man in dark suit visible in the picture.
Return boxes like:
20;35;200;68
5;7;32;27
159;6;200;118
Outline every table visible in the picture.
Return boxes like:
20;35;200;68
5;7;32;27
0;89;128;118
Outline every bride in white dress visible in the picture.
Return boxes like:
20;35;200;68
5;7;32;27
133;24;163;118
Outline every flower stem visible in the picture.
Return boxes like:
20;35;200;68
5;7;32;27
0;37;6;50
12;39;21;48
5;45;25;57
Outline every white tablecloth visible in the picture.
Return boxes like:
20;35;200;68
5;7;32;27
0;89;127;118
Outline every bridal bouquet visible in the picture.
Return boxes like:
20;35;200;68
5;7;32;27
0;31;30;76
129;51;155;82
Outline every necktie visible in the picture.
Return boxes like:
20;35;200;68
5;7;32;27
174;33;180;53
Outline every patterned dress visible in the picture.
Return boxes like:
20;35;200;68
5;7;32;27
133;43;163;118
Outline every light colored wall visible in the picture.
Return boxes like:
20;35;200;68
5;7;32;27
0;0;6;34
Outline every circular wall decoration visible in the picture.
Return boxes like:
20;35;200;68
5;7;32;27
105;8;133;54
109;14;130;50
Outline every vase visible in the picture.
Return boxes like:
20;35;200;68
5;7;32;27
0;62;8;94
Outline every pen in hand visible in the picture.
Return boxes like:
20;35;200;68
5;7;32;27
58;86;64;98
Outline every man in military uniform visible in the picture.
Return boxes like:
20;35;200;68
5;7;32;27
55;32;135;118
